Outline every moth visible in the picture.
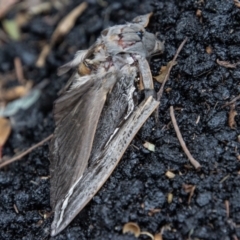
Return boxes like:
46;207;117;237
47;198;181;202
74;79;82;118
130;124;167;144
50;12;164;236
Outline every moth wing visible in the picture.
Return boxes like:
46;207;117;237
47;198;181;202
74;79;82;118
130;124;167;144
57;50;88;76
51;96;160;236
50;72;117;208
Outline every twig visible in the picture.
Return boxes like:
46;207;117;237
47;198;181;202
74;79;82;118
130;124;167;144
233;235;239;240
170;106;201;170
0;134;53;169
14;57;25;84
225;200;229;218
36;2;88;67
13;204;19;214
0;0;19;19
157;37;188;101
222;95;240;108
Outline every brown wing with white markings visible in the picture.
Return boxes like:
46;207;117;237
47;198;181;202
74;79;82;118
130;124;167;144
50;71;117;208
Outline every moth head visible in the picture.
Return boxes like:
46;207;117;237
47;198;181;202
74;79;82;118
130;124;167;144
101;13;164;57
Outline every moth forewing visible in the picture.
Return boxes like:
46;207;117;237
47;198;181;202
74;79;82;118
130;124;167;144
51;96;159;236
50;71;117;208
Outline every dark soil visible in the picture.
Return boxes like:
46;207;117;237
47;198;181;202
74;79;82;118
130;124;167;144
0;0;240;239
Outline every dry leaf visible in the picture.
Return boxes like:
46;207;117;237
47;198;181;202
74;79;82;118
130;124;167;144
234;0;240;7
206;46;213;54
123;222;159;240
216;59;237;69
36;220;43;227
36;2;88;67
0;88;40;117
143;141;155;151
123;222;140;237
228;104;237;129
154;233;163;240
0;81;33;102
0;0;19;19
154;61;177;83
2;19;21;40
140;231;155;240
0;117;11;157
15;12;31;27
165;171;175;179
182;184;194;193
196;9;202;17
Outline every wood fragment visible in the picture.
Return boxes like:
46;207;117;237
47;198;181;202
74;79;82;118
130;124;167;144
40;175;50;180
167;193;173;203
220;174;229;183
228;104;237;129
170;106;201;169
0;134;52;169
0;117;11;159
216;59;238;69
14;57;25;84
36;44;51;67
13;204;19;213
165;170;175;179
143;141;155;151
225;200;229;218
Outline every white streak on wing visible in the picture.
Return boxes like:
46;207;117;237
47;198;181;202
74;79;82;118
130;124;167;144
104;76;136;148
56;175;83;229
105;128;119;147
124;85;135;119
71;50;88;67
70;74;91;89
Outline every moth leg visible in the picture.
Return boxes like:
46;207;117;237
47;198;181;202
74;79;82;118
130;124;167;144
137;56;156;99
137;56;159;124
